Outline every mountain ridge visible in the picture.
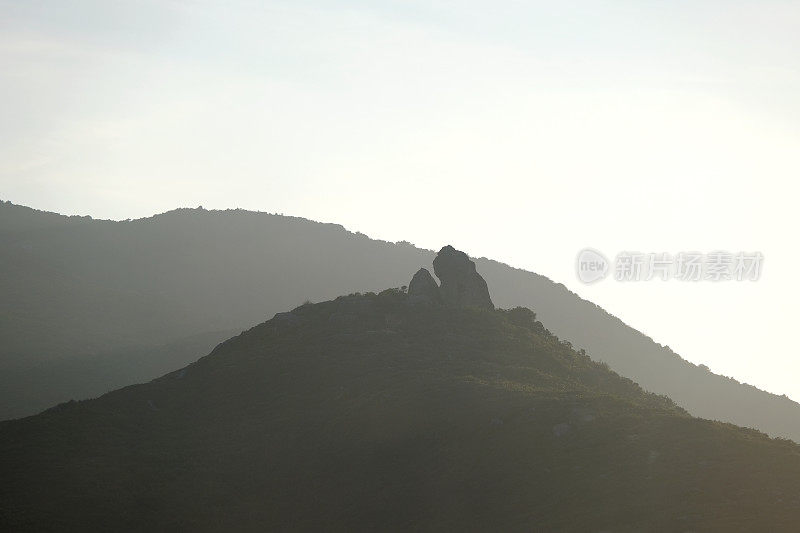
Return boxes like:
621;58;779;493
1;200;798;446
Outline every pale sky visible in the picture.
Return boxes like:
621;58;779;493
2;1;799;400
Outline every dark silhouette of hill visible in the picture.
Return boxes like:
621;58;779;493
2;286;800;531
1;200;799;446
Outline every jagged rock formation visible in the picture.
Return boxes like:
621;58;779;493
407;246;494;309
432;245;494;309
407;268;442;304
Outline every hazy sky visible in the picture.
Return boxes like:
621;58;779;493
2;1;799;400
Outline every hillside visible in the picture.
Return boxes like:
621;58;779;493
1;200;799;445
2;286;800;531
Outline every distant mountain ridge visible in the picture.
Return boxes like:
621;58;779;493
1;200;799;444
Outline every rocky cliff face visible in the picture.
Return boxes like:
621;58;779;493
409;245;494;309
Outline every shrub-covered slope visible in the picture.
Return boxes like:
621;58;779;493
2;291;799;531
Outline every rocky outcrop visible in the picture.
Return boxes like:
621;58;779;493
408;268;441;304
406;246;494;309
432;245;494;309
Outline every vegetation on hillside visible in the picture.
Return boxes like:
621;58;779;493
2;290;799;531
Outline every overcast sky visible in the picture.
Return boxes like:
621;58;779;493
2;0;799;400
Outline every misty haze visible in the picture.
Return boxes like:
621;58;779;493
2;1;800;531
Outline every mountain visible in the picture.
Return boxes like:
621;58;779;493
0;202;430;419
2;272;800;531
1;200;799;446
